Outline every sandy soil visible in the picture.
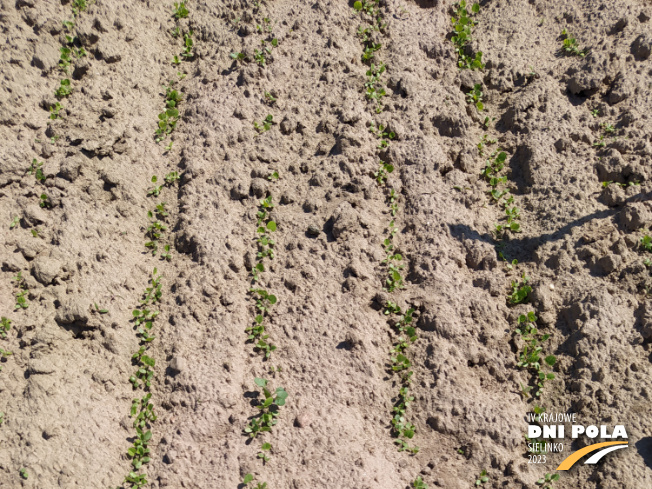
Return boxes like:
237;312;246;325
0;0;651;488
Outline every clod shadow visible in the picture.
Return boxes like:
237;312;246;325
635;437;652;470
448;190;652;265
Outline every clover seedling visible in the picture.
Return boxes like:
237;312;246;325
451;1;483;69
509;274;531;305
55;79;72;98
258;442;272;462
19;468;28;479
161;245;172;261
641;235;652;252
264;91;277;104
365;63;387;113
94;303;108;314
413;477;428;489
374;161;394;185
148;176;163;196
560;29;587;56
230;52;246;62
27;158;46;182
49;102;63;119
515;312;556;397
475;469;489;485
173;1;188;19
0;317;10;339
244;377;288;438
0;412;4;424
537;473;560;489
182;30;194;58
254;115;274;133
10;216;19;229
267;171;279;181
124;471;148;488
164;171;180;185
466;83;484;111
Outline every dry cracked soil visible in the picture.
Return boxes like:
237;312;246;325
0;0;651;488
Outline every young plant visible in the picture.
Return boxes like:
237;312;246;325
55;79;72;98
49;102;63;120
10;216;20;229
560;29;587;57
450;1;484;69
536;473;560;489
0;317;10;339
515;312;556;397
365;63;387;113
475;469;489;485
254;115;274;133
244;377;288;438
27;158;46;182
181;30;194;59
374;161;394;185
19;468;28;479
413;477;428;489
130;347;155;389
466;83;484;111
173;1;188;19
509;274;531;305
124;471;148;488
258;442;272;463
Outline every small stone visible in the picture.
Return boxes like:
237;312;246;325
597;254;622;274
307;224;320;236
169;356;186;374
32;255;61;285
294;410;313;428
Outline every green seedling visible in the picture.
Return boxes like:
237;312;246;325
19;468;28;479
124;471;148;488
127;426;152;469
362;42;382;63
602;122;615;134
264;91;277;104
243;474;254;484
560;29;587;56
173;1;188;18
181;30;194;58
161;244;172;261
369;122;395;149
451;1;483;69
591;108;599;117
172;55;181;65
230;52;246;62
63;20;75;30
466;83;484;111
0;412;4;424
10;216;20;229
27;158;46;182
244;378;288;438
31;228;40;238
0;317;11;339
641;235;652;252
49;102;63;120
475;469;489;485
71;0;87;15
171;26;181;38
365;63;386;113
141;268;163;305
130;347;155;389
536;473;560;488
477;134;496;156
258;442;272;463
374;161;394;185
39;193;51;208
165;171;180;185
147;176;163;196
15;290;28;310
593;136;605;148
94;303;108;314
267;171;279;181
130;393;157;430
55;79;72;98
254;114;274;133
509;274;531;305
413;477;428;489
515;312;556;397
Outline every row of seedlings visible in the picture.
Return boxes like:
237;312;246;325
353;2;425;488
119;2;198;487
231;6;287;488
450;3;560;485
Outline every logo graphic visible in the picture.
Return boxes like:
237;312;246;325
556;441;628;470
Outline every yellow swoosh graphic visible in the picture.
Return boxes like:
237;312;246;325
556;441;628;470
